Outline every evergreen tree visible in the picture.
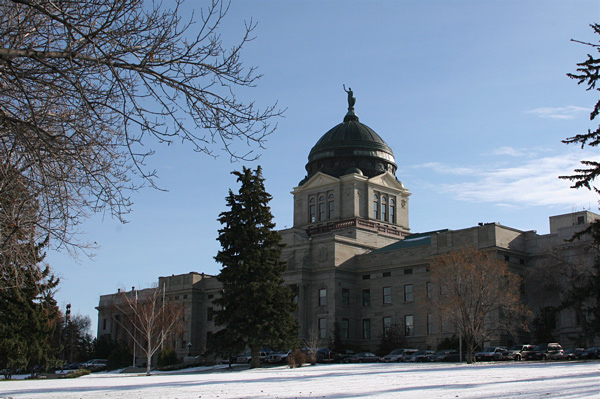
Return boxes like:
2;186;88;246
558;23;600;341
214;166;298;368
0;166;60;378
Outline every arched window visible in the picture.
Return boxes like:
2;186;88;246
381;196;387;221
373;193;379;219
390;198;396;223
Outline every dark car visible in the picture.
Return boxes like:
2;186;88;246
316;348;335;363
406;350;435;362
429;350;459;362
580;347;600;359
550;348;585;361
526;343;563;360
381;349;419;363
332;350;356;363
497;344;535;361
342;352;380;363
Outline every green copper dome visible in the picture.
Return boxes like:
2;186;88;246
303;89;397;182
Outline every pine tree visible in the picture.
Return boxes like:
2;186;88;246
214;166;298;368
558;23;600;341
0;167;60;378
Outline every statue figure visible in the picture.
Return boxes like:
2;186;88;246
343;84;356;109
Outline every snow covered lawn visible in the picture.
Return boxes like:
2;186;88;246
1;361;599;398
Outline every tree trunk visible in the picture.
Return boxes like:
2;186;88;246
250;345;261;369
146;339;152;375
466;341;476;364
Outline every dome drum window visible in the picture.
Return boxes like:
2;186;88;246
373;191;396;223
309;192;335;223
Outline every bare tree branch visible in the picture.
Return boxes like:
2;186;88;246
0;0;282;276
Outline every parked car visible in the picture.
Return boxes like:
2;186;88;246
316;348;335;363
80;359;108;371
400;349;420;362
381;349;419;363
235;351;271;364
406;350;435;362
333;350;356;363
429;350;459;362
580;347;600;359
525;343;563;360
475;347;506;361
267;350;291;363
342;352;381;363
550;348;585;361
497;345;535;361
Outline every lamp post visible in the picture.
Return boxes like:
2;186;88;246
187;342;192;357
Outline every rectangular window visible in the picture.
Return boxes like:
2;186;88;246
328;200;334;219
342;288;350;307
207;307;213;322
383;287;392;304
404;284;414;302
319;318;327;339
362;274;370;280
383;271;391;277
427;314;433;335
373;202;378;219
319;288;327;306
405;315;414;336
341;318;349;339
426;282;432;299
310;204;316;223
319;202;326;221
390;204;395;223
362;289;371;306
363;319;371;339
381;203;387;221
102;318;107;330
383;317;392;337
404;268;413;275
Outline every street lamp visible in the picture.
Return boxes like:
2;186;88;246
187;342;192;357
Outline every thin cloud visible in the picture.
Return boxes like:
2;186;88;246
428;151;598;208
526;106;590;120
492;146;527;157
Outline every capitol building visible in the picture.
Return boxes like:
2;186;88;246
97;93;599;360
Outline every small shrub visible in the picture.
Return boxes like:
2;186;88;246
61;369;91;379
157;347;179;368
287;349;306;368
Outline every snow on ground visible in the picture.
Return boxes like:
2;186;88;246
1;361;599;399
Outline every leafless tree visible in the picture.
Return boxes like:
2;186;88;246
428;247;531;363
0;0;282;266
113;285;183;375
303;327;321;365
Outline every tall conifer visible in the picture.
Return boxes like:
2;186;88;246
0;167;59;377
214;166;297;368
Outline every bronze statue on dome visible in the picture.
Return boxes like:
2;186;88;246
343;84;356;109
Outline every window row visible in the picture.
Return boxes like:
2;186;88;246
348;314;444;339
320;283;434;307
333;315;416;340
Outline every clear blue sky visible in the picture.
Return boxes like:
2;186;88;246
47;0;600;336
